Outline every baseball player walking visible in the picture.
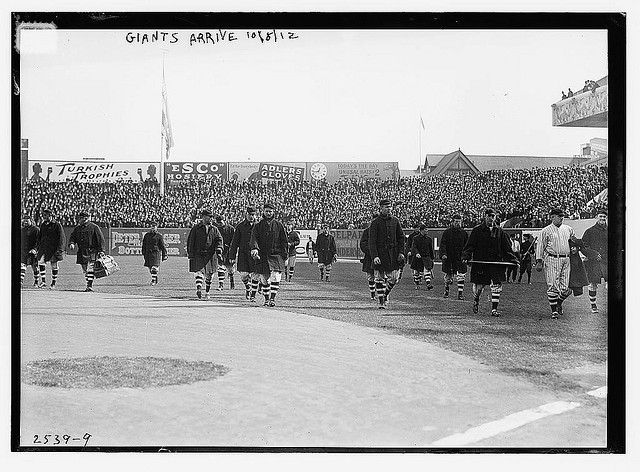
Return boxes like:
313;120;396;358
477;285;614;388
535;208;576;319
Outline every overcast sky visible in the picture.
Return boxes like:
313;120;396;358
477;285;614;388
20;27;607;169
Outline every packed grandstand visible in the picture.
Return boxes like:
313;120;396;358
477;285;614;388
21;164;607;230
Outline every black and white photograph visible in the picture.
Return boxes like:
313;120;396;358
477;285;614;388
6;1;633;467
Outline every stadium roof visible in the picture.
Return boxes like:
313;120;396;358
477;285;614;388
423;153;589;172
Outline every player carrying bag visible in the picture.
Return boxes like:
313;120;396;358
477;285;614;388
93;254;120;279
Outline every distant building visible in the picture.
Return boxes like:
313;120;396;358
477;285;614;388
410;149;589;176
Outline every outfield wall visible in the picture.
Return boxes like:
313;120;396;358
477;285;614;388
59;222;594;260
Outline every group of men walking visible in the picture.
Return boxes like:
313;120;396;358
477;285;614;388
20;201;608;319
358;199;608;318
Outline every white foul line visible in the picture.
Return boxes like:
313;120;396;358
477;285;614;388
430;401;581;447
587;386;607;398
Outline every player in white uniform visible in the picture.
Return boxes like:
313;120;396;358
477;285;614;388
536;208;576;319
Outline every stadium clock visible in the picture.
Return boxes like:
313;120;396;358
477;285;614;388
310;162;328;180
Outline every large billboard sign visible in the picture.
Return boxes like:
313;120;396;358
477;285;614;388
228;162;306;182
164;162;228;183
306;162;400;183
28;160;156;183
110;228;190;257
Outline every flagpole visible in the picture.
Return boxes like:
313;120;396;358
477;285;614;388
160;50;167;196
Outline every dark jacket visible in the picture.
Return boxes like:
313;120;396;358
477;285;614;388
360;227;373;273
368;214;405;271
142;231;167;268
581;223;608;283
316;232;337;265
440;225;469;274
405;230;420;264
37;220;66;262
229;219;256;273
249;217;288;275
287;230;301;257
520;239;535;263
21;224;40;264
569;239;589;295
187;222;223;273
215;222;235;265
69;221;105;265
462;222;517;282
410;233;435;271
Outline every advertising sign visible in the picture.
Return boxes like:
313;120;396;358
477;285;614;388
228;162;306;182
307;162;400;183
164;162;228;183
294;229;318;257
110;228;190;257
28;160;157;183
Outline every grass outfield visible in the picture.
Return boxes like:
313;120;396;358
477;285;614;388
22;256;607;393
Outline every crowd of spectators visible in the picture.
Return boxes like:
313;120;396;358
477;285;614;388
21;165;608;230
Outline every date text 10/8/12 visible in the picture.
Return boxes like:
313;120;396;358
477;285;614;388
33;433;92;447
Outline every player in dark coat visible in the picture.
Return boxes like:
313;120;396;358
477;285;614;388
359;213;378;300
369;198;405;309
305;236;316;264
517;234;535;284
187;209;223;299
20;214;40;287
315;225;338;282
581;209;608;313
410;225;435;290
440;214;469;299
249;202;288;306
68;211;106;292
214;215;236;290
229;206;259;300
284;221;301;281
405;225;421;285
36;208;66;289
142;221;167;286
568;238;589;296
461;208;518;317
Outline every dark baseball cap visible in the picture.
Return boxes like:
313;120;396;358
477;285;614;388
42;208;53;214
201;209;213;217
77;211;89;218
484;208;496;216
246;206;256;213
549;208;565;217
379;198;392;206
264;202;275;210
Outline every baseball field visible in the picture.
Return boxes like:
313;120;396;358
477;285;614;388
18;256;609;449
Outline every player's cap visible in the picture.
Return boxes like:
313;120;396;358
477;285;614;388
549;208;565;217
596;209;607;216
484;208;496;216
215;215;223;222
42;208;53;214
22;213;31;219
523;234;531;239
263;201;275;210
201;209;213;217
419;223;427;230
77;210;89;218
510;233;516;238
149;220;158;226
379;198;392;206
452;214;462;220
246;205;256;214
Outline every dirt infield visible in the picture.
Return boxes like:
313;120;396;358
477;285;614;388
18;257;608;449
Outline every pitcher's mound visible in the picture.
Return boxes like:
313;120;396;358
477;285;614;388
22;356;229;389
